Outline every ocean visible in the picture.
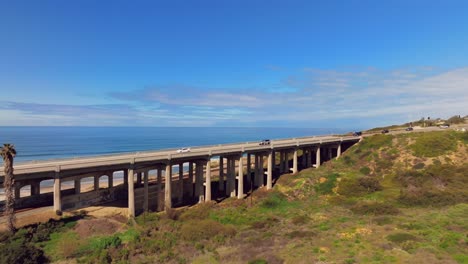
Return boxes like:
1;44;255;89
0;127;351;164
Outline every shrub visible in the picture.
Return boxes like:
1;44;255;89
350;201;399;215
260;192;287;208
410;132;457;157
314;173;339;195
359;166;371;175
180;219;236;242
412;162;425;170
338;176;382;197
386;232;418;244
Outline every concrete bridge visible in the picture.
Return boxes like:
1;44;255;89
0;135;360;218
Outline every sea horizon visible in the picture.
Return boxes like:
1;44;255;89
0;126;358;164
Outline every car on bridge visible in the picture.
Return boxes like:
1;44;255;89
405;127;413;131
176;147;191;153
353;131;362;136
259;139;271;145
381;129;389;134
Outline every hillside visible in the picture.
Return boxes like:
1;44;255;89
1;130;467;264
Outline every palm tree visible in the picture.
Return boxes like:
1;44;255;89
1;144;17;233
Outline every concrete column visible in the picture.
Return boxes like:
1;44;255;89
205;160;211;201
31;182;40;196
53;172;62;213
259;154;264;186
94;175;99;191
128;168;135;217
188;162;194;197
307;148;313;167
143;170;149;212
108;174;114;188
124;170;128;186
246;154;252;187
328;147;333;160
254;155;259;186
157;168;163;211
293;149;298;174
267;151;273;190
196;162;204;203
285;151;290;173
14;184;20;199
337;144;342;159
219;157;224;191
178;163;184;204
136;172;142;187
279;152;284;173
225;158;231;196
316;147;321;168
164;164;172;210
230;158;236;198
237;155;244;199
74;179;81;194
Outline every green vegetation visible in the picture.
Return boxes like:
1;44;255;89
1;130;467;263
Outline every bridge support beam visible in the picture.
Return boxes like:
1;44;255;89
196;162;204;203
188;162;194;197
124;170;128;186
259;154;264;187
267;151;273;190
285;151;290;173
178;163;184;204
246;154;251;187
165;164;172;210
316;147;321;168
53;172;62;214
336;144;342;159
143;170;149;212
328;147;333;160
205;160;211;201
229;158;236;197
74;179;80;194
94;175;99;191
237;155;244;199
127;168;135;217
157;168;163;211
293;149;298;174
219;157;224;191
31;182;40;196
301;149;307;168
108;174;113;188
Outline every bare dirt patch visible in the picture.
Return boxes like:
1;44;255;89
74;217;124;238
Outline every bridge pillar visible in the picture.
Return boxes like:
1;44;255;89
74;179;81;194
253;155;259;186
307;148;313;167
128;167;135;217
316;147;321;168
188;162;194;197
94;175;99;191
205;160;211;201
14;183;20;199
246;154;251;187
229;158;236;197
157;168;163;211
259;154;264;186
108;173;113;188
143;170;149;212
293;148;298;174
178;163;184;204
237;155;244;199
31;182;40;196
124;170;128;186
336;144;342;159
165;163;172;210
328;147;333;160
285;151;290;173
195;162;204;203
219;157;224;191
267;151;273;190
53;172;62;214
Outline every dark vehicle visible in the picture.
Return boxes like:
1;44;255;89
381;129;389;134
259;139;271;145
352;131;362;136
405;127;413;131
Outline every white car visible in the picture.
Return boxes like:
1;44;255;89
176;147;191;153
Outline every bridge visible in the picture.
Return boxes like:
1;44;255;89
0;134;360;218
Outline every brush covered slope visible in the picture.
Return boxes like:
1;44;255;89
1;131;467;264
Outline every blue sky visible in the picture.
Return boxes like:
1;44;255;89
0;0;467;129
